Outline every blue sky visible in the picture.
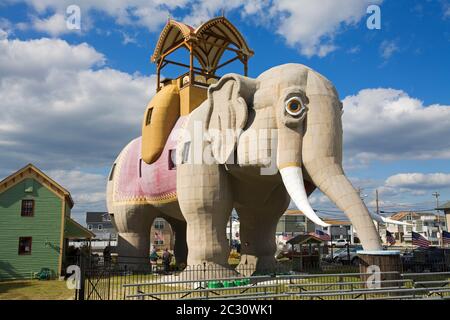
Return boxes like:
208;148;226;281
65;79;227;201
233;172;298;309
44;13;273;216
1;0;450;223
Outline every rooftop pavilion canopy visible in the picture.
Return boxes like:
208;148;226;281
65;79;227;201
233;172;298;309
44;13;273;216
151;16;254;91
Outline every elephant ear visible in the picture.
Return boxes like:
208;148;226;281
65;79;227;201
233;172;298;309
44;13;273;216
206;74;257;164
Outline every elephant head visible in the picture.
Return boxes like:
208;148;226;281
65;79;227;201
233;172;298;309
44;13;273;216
200;63;382;251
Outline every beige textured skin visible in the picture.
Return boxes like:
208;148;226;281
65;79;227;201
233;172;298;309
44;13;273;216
106;143;188;267
108;63;382;273
177;63;381;273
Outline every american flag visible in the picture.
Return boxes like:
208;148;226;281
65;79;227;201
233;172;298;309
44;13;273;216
281;233;293;241
309;229;331;241
412;231;430;248
386;230;396;245
443;230;450;245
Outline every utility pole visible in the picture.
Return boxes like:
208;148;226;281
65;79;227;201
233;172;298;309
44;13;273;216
433;192;441;247
376;189;380;233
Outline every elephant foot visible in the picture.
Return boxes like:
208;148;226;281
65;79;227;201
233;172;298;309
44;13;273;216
236;255;282;276
176;263;238;281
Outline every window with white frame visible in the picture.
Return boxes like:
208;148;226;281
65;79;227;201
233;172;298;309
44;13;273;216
154;220;164;229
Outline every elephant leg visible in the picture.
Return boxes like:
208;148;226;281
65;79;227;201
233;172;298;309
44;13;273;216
114;204;156;268
163;216;188;266
235;184;290;274
178;164;234;275
235;207;280;273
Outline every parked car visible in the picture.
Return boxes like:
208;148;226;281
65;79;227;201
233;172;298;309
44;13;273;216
402;248;450;272
332;239;349;247
334;245;363;265
323;248;347;262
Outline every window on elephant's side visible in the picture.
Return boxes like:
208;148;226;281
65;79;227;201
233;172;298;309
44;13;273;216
182;142;190;164
145;108;153;126
154;219;164;229
109;164;116;181
168;149;176;170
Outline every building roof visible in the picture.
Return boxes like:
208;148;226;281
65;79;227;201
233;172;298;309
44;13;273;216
389;211;437;221
287;234;323;245
323;219;352;226
0;163;74;208
151;16;254;71
284;209;305;216
65;218;95;239
86;212;110;223
437;201;450;210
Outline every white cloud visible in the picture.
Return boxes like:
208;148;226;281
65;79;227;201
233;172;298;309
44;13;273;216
380;40;399;59
183;0;383;57
347;46;361;54
6;0;188;32
32;13;71;37
0;34;157;221
270;0;383;57
0;37;104;78
6;0;382;57
386;173;450;190
342;88;450;165
0;34;155;173
47;169;107;222
182;0;270;26
0;29;7;40
444;2;450;19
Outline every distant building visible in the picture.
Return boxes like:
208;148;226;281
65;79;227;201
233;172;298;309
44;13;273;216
321;220;355;243
276;210;357;243
226;219;240;242
276;210;316;236
86;212;117;241
385;211;445;245
0;164;94;279
150;218;174;250
437;201;450;232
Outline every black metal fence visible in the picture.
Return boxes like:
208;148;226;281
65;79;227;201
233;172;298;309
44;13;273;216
72;249;450;300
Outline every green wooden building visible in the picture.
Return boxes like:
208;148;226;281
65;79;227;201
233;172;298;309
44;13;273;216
0;164;94;280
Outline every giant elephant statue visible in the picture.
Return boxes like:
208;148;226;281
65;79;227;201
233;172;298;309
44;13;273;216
107;63;382;273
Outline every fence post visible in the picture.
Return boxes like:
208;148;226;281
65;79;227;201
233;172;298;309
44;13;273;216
107;263;111;300
78;254;86;300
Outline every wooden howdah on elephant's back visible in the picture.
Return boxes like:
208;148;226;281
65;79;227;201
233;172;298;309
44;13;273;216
141;16;254;165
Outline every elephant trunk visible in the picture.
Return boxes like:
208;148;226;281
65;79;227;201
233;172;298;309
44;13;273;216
305;160;383;251
279;166;330;227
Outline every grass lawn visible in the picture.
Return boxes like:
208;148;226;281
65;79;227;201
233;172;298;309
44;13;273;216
0;279;75;300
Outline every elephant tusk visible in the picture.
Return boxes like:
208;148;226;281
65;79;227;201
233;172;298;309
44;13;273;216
371;212;412;226
279;166;330;227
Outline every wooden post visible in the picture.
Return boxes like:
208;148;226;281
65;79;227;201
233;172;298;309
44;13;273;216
189;43;194;84
156;64;161;92
243;56;248;76
358;251;402;288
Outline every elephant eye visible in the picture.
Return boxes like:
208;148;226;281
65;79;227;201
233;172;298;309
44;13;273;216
285;98;305;116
